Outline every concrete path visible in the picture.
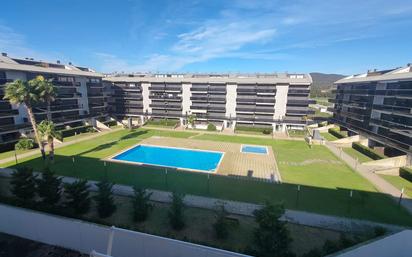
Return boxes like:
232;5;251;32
0;128;123;165
324;141;412;214
0;168;407;234
143;125;304;141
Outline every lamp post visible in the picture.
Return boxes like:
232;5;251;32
104;161;108;180
399;188;404;206
207;173;210;195
165;168;168;189
72;156;76;177
14;149;18;165
296;185;301;207
348;190;353;215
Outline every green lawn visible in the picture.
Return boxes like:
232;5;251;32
63;131;96;142
380;175;412;198
1;129;411;226
0;149;33;161
288;129;306;138
343;147;374;163
321;132;339;141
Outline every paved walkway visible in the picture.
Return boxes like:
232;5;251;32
0;128;123;165
0;168;407;233
143;125;304;141
325;141;412;214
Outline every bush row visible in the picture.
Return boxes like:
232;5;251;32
60;125;93;137
352;142;385;160
103;120;118;127
400;166;412;182
146;119;179;127
236;125;272;134
328;128;347;139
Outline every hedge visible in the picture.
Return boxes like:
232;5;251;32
328;128;347;139
146;119;179;127
61;125;93;137
400;167;412;182
352;142;386;160
236;125;272;134
207;123;217;131
103;120;117;127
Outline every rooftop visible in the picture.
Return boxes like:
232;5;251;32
0;53;102;78
335;64;412;84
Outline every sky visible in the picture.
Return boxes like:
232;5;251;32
1;0;412;75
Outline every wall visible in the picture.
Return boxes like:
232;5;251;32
225;83;237;120
273;84;288;120
0;203;248;257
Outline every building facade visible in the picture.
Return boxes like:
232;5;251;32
104;73;313;131
331;65;412;156
0;53;107;151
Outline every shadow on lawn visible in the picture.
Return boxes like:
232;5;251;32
6;154;412;227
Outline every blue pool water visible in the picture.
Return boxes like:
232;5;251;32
113;145;223;172
241;145;268;154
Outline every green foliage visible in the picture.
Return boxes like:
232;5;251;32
132;187;153;222
252;202;293;257
328;128;347;139
36;167;62;206
168;192;185;230
399;166;412;182
187;115;196;128
207;123;217;131
352;142;385;160
94;180;117;218
322;240;340;255
146;119;179;127
236;125;272;134
87;127;96;133
60;125;93;137
64;179;91;215
10;166;37;204
15;138;35;150
213;204;229;239
374;226;387;237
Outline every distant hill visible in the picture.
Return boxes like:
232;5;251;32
310;72;345;97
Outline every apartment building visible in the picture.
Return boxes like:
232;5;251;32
104;73;313;131
0;53;107;151
331;65;412;156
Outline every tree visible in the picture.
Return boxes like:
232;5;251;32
31;75;57;121
252;202;293;257
64;179;91;215
168;192;185;230
187;114;196;129
213;204;229;239
37;120;62;161
3;79;45;159
36;167;62;206
94;180;116;218
10;166;37;204
131;187;153;222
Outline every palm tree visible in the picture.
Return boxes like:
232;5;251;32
31;75;57;121
38;120;62;161
3;79;46;159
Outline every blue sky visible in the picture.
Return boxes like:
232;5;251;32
1;0;412;74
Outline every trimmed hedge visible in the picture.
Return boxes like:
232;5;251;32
207;123;217;131
328;128;347;139
61;125;93;137
236;125;272;134
400;167;412;182
103;120;117;127
146;119;179;127
352;142;386;160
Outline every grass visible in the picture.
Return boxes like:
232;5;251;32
2;129;412;226
321;132;339;141
343;147;374;163
380;175;412;198
288;129;306;138
0;149;33;161
63;131;95;142
145;119;179;128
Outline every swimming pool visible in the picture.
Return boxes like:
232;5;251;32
111;144;223;172
241;145;268;154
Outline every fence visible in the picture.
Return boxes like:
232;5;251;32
0;203;248;257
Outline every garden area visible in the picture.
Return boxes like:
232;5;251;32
1;128;411;226
145;119;180;128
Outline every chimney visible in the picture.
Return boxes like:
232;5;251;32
1;52;7;57
57;60;60;64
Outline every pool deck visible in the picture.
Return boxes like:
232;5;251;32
139;136;279;180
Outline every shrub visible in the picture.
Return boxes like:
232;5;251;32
168;192;185;230
36;167;62;206
207;123;217;131
352;142;385;160
328;128;346;139
400;166;412;182
252;202;293;257
94;180;116;218
11;166;37;204
262;129;272;134
15;138;35;150
87;127;96;133
236;125;272;134
64;179;91;215
60;125;93;137
213;204;229;239
146;119;179;127
132;187;153;222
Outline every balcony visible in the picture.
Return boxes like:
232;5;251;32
0;109;19;117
